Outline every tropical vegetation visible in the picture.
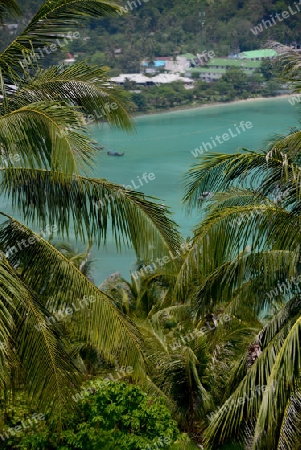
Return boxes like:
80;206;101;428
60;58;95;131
3;0;301;73
0;0;180;437
2;381;179;449
1;0;301;448
129;66;281;115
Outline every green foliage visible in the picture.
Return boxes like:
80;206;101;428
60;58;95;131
169;433;200;449
4;381;179;450
179;53;301;448
1;2;301;449
0;0;182;429
128;66;281;115
220;444;244;450
5;0;300;75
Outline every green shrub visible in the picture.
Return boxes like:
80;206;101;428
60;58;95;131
4;381;179;450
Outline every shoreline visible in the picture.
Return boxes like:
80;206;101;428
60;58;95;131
133;93;296;119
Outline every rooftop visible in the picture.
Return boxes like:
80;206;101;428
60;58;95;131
152;74;192;83
188;68;227;74
112;74;150;83
111;73;193;84
206;58;261;68
238;49;278;59
155;57;171;61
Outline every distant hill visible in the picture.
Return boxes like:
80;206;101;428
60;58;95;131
1;0;301;72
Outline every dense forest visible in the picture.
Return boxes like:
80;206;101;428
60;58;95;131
2;0;301;73
2;0;301;449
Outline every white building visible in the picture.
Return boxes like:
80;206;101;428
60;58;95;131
111;73;193;86
165;57;188;73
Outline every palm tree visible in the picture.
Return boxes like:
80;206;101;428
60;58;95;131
0;0;182;424
177;48;301;449
133;301;257;442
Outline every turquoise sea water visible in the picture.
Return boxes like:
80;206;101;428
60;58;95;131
89;98;300;284
1;98;300;284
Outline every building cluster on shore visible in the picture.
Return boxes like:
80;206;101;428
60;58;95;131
112;48;280;87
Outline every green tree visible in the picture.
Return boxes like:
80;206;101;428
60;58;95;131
3;381;180;449
260;59;276;81
220;68;249;95
0;0;181;425
178;49;301;449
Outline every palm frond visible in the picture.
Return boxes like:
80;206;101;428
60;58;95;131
7;63;134;130
0;0;21;22
194;249;299;317
0;168;182;259
277;46;301;88
203;305;301;449
277;389;301;450
173;199;297;301
183;151;281;212
0;101;96;173
0;0;123;78
0;252;82;422
0;215;147;378
253;316;301;449
258;296;301;348
183;147;301;212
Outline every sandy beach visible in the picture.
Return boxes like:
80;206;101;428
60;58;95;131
133;93;296;119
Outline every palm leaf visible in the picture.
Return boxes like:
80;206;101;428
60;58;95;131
0;252;82;422
253;315;301;449
183;151;279;212
0;214;147;378
203;300;301;449
277;389;301;450
0;0;20;22
0;168;182;259
173;199;296;301
183;148;300;212
7;63;134;130
0;101;96;173
0;0;123;78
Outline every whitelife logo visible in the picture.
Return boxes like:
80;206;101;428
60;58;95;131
94;172;156;210
288;93;301;106
117;0;149;16
191;121;253;157
19;31;80;68
131;241;192;281
34;295;96;331
250;2;301;35
0;413;45;442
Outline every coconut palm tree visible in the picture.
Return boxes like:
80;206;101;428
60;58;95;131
138;305;213;433
0;0;182;424
176;48;301;449
135;302;258;442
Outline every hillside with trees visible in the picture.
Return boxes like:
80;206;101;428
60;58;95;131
2;0;301;73
2;0;301;449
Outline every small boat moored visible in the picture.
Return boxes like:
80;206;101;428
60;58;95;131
107;151;125;156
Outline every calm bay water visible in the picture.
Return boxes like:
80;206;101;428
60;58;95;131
88;98;300;284
2;98;300;284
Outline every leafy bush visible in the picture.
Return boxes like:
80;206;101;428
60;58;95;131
4;381;179;450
